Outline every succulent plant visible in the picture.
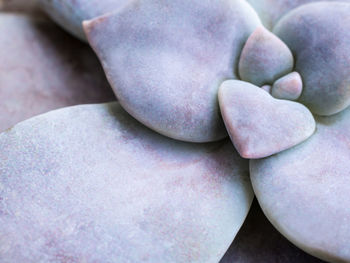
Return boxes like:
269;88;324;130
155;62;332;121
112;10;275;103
1;0;349;262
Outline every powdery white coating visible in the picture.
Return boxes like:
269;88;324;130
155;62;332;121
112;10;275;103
247;0;350;29
238;26;294;86
220;201;326;263
251;106;350;263
0;14;115;132
271;72;303;100
84;0;262;143
0;102;254;263
218;80;315;159
38;0;129;41
274;2;350;116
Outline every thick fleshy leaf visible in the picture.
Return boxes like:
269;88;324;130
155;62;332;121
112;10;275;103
274;2;350;116
238;26;294;86
271;72;303;101
38;0;129;40
218;80;315;159
84;0;261;142
220;200;326;263
247;0;350;29
0;102;253;262
251;106;350;262
0;13;115;132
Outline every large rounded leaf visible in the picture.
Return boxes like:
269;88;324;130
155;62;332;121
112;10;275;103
274;2;350;116
251;106;350;262
84;0;261;142
0;102;253;262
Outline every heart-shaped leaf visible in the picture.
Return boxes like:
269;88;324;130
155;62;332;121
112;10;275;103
219;80;315;158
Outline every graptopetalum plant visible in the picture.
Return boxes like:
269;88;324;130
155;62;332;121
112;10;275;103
0;0;349;262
